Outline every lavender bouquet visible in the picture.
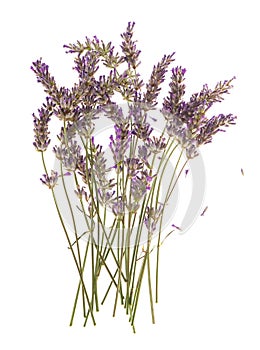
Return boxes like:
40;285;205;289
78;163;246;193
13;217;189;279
31;22;236;332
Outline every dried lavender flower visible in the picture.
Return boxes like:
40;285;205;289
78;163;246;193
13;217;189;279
197;113;237;145
126;201;140;213
74;50;99;81
32;22;237;331
33;98;54;152
138;145;151;163
132;122;153;141
77;156;90;185
120;22;141;70
98;189;115;206
125;158;143;178
40;170;58;189
144;203;164;233
74;185;89;202
31;59;58;97
57;122;77;144
93;144;115;190
102;104;130;127
185;141;199;159
165;117;199;158
53;140;82;171
130;171;153;202
145;136;167;154
143;53;175;107
162;66;186;116
112;200;125;218
109;125;131;164
53;87;82;122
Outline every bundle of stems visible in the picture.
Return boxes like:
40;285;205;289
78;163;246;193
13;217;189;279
31;22;237;332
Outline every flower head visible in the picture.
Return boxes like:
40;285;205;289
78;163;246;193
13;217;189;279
53;140;82;171
112;200;125;218
196;113;237;145
120;22;141;70
102;104;130;128
162;66;186;116
145;136;167;154
31;59;58;97
143;53;175;107
53;87;81;122
98;189;115;206
109;125;131;164
74;185;89;202
132;122;153;141
40;170;59;189
144;203;164;233
130;170;153;202
93;143;115;190
125;158;143;178
138;145;151;163
33;98;54;152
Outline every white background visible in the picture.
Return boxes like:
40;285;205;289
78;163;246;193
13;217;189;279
1;0;260;348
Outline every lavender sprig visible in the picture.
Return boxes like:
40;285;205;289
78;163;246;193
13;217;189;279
40;170;58;189
162;66;186;116
31;59;58;97
197;113;237;145
53;140;82;171
120;21;141;70
109;125;131;164
144;203;164;234
33;98;54;151
131;170;153;203
143;53;175;107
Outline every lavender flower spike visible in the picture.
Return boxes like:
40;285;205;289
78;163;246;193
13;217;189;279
33;98;54;152
53;140;82;171
109;125;131;164
40;170;59;189
145;136;167;154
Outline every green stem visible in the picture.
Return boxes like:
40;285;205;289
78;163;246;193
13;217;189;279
70;239;90;325
59;162;86;316
112;221;124;317
147;236;155;323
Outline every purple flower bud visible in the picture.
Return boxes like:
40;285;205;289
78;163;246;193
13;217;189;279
138;145;151;162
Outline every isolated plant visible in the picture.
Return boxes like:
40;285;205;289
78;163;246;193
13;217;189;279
31;22;236;332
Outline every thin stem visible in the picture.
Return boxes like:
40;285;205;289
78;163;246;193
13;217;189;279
59;162;86;316
41;152;96;326
112;221;124;317
155;150;188;302
70;239;90;325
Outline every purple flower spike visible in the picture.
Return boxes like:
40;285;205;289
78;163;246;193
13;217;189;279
33;98;54;152
109;125;131;164
144;203;164;233
145;136;167;154
112;200;125;218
